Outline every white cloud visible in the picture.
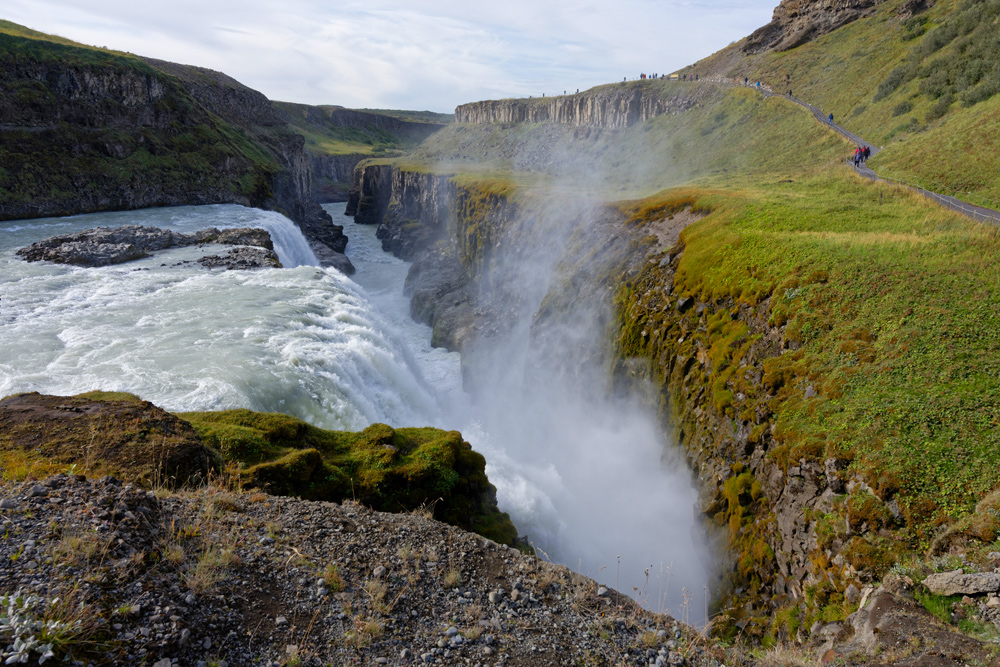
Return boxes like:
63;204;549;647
2;0;776;111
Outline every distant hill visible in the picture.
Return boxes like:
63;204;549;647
689;0;1000;210
272;102;449;201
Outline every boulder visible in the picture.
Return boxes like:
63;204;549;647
197;246;280;269
923;570;1000;596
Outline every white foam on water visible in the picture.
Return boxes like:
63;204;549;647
1;205;436;431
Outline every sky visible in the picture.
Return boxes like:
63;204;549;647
3;0;778;113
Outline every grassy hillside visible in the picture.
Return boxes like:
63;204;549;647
698;0;1000;209
0;21;282;219
407;84;849;198
274;102;447;157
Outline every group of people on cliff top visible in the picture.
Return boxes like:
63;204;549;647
633;73;698;81
853;145;871;167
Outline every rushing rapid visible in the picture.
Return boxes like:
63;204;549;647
0;203;710;619
0;205;444;430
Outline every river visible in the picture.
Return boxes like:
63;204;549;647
0;202;711;619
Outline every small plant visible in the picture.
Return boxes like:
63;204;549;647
322;564;344;592
163;543;185;565
639;630;659;648
184;546;239;594
54;532;111;567
362;579;388;614
0;589;102;664
443;568;462;588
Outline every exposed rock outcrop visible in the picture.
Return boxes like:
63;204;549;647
352;162;395;226
16;224;279;268
455;83;706;128
309;152;367;201
743;0;889;53
923;570;1000;596
825;590;999;665
196;246;280;270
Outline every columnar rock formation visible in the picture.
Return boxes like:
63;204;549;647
455;84;707;129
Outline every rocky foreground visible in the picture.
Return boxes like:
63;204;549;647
0;475;724;667
6;476;1000;667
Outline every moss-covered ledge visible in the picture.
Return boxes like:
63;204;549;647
612;175;1000;643
180;409;519;547
0;391;519;548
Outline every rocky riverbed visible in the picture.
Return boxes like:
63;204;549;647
0;475;726;667
15;225;280;269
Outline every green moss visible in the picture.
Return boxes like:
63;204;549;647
178;410;519;546
74;391;144;403
914;588;962;624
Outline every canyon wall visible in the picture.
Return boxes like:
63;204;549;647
348;163;881;642
273;102;448;203
0;34;348;262
455;83;707;128
309;153;366;201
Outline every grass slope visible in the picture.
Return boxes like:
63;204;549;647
700;0;1000;209
274;102;447;157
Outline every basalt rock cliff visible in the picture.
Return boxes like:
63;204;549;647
455;84;708;128
0;26;350;270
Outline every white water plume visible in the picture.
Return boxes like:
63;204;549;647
418;193;712;617
0;199;712;621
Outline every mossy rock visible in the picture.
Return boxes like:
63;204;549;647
179;410;519;546
0;391;218;486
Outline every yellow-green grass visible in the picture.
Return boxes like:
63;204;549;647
0;19;129;55
623;169;1000;556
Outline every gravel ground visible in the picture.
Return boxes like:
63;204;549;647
0;474;732;667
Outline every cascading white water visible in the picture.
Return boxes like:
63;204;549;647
0;202;711;620
0;205;441;430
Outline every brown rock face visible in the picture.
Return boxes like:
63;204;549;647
0;392;217;486
743;0;888;53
